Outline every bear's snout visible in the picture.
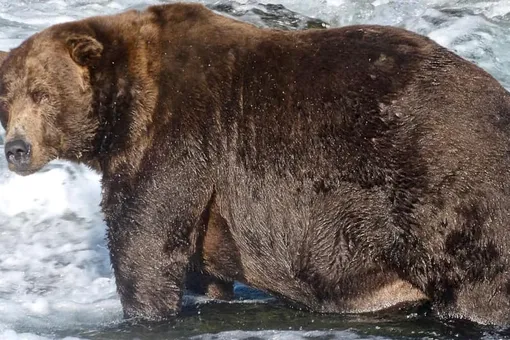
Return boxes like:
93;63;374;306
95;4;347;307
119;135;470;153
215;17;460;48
4;138;31;170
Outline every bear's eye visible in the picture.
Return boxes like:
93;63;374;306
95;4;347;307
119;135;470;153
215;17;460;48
30;90;50;104
0;99;8;129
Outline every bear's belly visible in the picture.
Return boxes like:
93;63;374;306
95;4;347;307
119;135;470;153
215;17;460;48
333;279;428;313
238;267;428;314
211;182;428;313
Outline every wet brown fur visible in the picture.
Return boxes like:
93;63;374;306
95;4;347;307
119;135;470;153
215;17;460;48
1;3;510;325
0;51;7;65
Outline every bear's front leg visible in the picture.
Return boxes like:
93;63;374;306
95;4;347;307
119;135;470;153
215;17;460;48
105;170;213;321
108;216;193;320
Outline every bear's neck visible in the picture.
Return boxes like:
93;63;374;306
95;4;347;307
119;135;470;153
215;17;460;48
88;26;159;184
83;9;255;186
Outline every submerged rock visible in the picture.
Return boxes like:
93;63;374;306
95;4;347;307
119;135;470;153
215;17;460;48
207;1;329;30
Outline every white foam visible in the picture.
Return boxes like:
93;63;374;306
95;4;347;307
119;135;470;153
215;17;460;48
0;329;81;340
0;1;508;339
192;330;369;340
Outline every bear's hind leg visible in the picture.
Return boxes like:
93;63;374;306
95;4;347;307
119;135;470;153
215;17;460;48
185;269;235;300
186;200;241;301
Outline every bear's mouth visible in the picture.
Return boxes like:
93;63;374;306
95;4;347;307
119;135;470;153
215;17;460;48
7;163;45;176
4;140;52;176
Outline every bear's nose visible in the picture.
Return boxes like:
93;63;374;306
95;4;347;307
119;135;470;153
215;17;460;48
5;139;31;166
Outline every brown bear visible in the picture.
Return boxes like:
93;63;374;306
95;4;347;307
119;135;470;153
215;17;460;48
0;51;7;65
1;2;510;326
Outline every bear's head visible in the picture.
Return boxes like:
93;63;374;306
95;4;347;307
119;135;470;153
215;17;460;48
0;25;104;175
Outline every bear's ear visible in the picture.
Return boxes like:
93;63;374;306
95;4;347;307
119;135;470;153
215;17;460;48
66;35;103;66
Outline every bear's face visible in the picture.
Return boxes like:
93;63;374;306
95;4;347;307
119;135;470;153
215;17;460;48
0;29;103;175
